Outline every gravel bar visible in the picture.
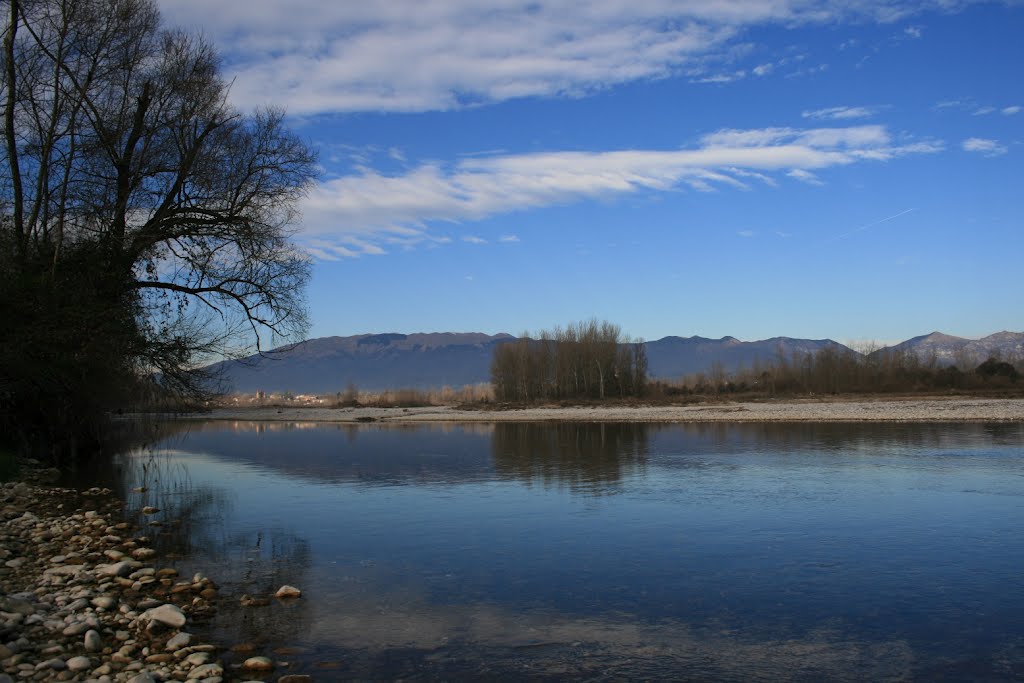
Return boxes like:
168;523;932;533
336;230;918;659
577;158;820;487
185;397;1024;424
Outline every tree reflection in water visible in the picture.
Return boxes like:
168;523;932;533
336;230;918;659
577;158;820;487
492;422;652;495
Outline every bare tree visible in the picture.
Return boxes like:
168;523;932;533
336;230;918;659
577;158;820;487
490;320;647;402
1;0;317;453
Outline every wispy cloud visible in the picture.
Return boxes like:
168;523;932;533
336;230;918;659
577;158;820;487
802;105;878;120
737;230;756;238
462;235;488;244
936;100;1020;116
962;137;1008;156
787;169;825;185
499;235;521;243
157;0;988;115
298;125;943;257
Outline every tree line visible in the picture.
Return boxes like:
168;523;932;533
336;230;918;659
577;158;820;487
667;345;1021;397
2;0;316;458
491;319;648;402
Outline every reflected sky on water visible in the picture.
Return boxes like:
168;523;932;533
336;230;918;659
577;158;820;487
107;421;1024;681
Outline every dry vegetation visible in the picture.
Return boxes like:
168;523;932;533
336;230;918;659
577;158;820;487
224;383;495;409
661;345;1023;400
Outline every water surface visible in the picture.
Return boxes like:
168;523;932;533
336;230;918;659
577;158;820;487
101;421;1024;681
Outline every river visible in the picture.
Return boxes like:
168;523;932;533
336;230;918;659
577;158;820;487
81;420;1024;681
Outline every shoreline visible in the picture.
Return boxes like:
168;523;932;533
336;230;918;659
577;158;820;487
178;396;1024;424
0;473;308;683
0;478;229;683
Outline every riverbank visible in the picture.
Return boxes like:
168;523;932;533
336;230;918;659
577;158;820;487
0;474;308;683
187;396;1024;424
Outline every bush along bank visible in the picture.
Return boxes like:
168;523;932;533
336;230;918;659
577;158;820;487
0;478;229;683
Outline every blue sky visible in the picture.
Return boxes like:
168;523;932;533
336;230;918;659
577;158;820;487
160;0;1022;345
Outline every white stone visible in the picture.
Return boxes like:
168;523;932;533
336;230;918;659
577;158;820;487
96;561;134;578
187;662;224;679
65;656;91;672
42;564;84;577
143;604;186;629
274;585;302;599
185;652;210;666
242;656;274;670
165;631;191;651
92;595;116;609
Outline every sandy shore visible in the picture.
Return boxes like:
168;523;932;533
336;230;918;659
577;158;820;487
185;397;1024;424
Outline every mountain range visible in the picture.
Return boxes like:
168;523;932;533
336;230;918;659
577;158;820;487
209;331;1024;395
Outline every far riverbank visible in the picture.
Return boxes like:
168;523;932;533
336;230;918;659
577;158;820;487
181;396;1024;424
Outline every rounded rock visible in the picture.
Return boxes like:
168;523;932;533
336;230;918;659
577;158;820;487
84;629;103;652
274;585;302;599
242;655;274;670
65;656;91;672
143;603;186;629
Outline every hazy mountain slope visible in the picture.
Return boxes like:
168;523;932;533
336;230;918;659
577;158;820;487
210;333;514;394
644;336;851;380
880;331;1024;366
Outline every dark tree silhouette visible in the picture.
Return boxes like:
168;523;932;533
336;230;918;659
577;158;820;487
1;0;318;456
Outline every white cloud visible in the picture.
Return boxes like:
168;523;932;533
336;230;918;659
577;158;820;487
802;106;877;120
156;0;988;115
973;106;997;116
692;70;747;84
298;125;943;256
903;25;922;38
787;169;825;185
962;137;1008;156
1003;105;1021;115
737;230;756;237
499;234;521;243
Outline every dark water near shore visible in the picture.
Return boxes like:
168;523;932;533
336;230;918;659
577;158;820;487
93;421;1024;681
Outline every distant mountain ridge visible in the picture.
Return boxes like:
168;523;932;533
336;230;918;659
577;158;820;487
209;330;1024;394
643;335;848;379
210;332;513;394
880;331;1024;366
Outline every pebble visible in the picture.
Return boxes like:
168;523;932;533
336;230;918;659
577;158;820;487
0;479;228;683
187;662;223;678
275;584;302;599
143;603;187;629
242;655;274;670
165;631;192;651
91;595;117;609
65;655;90;672
84;629;103;651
